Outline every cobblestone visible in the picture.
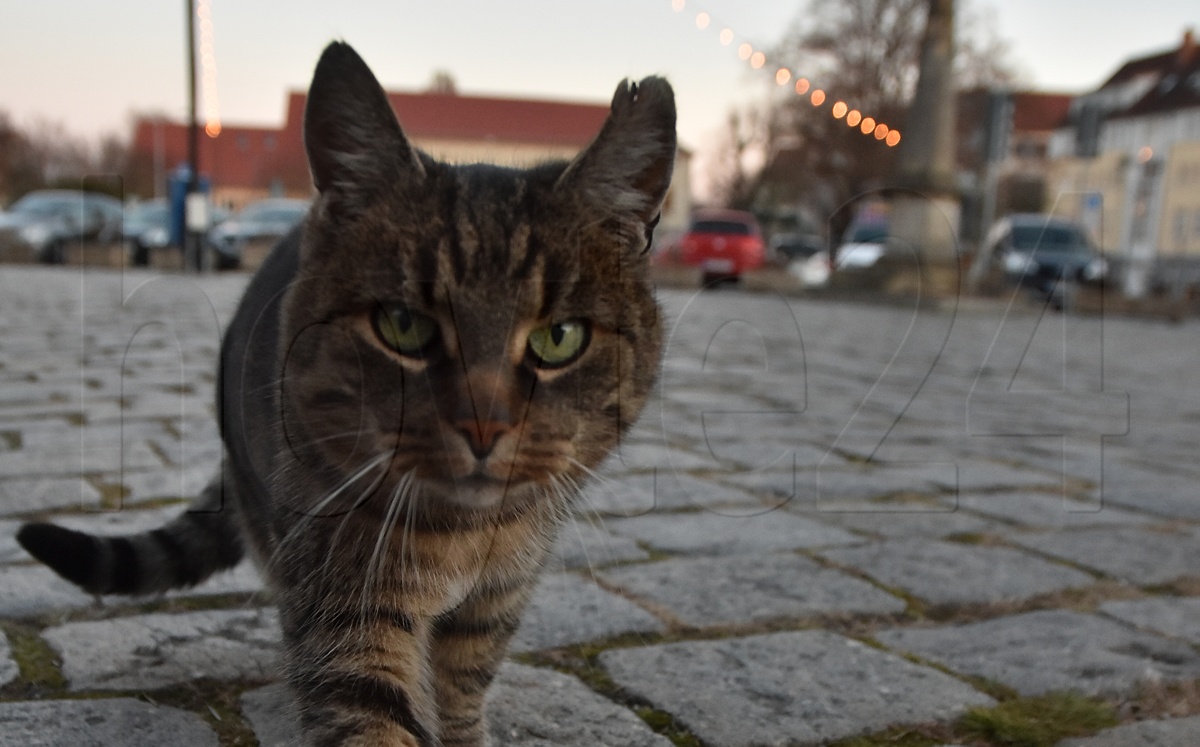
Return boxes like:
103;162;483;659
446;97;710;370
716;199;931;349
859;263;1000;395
600;630;995;746
0;632;17;687
1059;715;1200;746
1007;525;1200;585
510;572;664;652
598;552;906;627
3;267;1199;744
877;610;1200;696
0;698;219;747
819;538;1096;607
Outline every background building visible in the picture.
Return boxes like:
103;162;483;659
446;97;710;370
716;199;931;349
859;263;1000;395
1047;29;1200;291
128;84;693;231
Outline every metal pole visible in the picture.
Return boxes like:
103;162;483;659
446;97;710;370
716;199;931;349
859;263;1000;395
184;0;201;272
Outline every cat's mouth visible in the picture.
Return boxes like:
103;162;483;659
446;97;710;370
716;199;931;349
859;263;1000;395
434;473;525;511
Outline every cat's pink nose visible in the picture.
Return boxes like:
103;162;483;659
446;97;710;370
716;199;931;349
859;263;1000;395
455;420;509;459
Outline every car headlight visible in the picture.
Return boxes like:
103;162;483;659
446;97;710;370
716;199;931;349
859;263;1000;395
18;223;53;247
1004;253;1036;274
1082;257;1107;281
142;227;170;247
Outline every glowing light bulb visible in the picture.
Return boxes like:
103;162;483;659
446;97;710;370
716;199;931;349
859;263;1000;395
810;89;826;106
886;130;901;146
832;101;847;118
695;12;709;29
720;28;733;45
738;43;752;60
671;0;685;11
775;68;791;85
860;116;875;134
874;123;889;140
846;110;861;127
794;78;810;95
750;51;766;69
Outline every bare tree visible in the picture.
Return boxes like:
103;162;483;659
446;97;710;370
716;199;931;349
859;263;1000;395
0;111;130;203
711;0;1020;236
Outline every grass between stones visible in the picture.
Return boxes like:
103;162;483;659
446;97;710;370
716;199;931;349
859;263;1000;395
93;480;130;510
956;692;1119;746
828;692;1118;747
0;621;66;698
135;678;265;747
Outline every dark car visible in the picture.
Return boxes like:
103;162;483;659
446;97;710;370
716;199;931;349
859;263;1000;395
123;199;172;267
205;198;309;269
770;232;830;287
0;190;124;263
664;209;766;285
125;198;231;267
835;212;890;269
984;214;1107;306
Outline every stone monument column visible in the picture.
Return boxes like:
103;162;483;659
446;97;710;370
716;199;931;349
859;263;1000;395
889;0;960;298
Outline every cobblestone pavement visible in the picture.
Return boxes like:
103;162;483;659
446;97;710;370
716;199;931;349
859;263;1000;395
1;265;1199;746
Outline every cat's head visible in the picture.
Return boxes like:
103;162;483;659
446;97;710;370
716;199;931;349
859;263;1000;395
277;42;674;518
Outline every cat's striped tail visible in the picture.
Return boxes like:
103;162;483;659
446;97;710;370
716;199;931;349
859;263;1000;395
16;472;244;596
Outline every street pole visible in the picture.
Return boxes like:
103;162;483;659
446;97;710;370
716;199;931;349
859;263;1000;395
184;0;201;272
888;0;961;297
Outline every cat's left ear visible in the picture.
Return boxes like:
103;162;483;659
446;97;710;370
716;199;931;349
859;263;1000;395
558;76;677;251
303;42;425;201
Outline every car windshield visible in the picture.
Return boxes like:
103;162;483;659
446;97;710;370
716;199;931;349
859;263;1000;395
9;194;76;218
126;202;170;224
847;223;888;244
1011;225;1091;255
239;204;306;222
691;220;752;236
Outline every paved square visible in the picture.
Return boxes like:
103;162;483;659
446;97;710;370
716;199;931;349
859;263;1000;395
3;268;1199;744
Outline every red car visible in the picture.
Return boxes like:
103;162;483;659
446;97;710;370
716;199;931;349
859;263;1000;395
667;209;766;284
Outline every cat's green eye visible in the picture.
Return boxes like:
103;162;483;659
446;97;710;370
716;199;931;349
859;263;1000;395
373;306;439;355
527;321;590;369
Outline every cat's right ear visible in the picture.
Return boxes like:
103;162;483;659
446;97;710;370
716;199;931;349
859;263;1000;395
304;42;424;202
556;76;677;251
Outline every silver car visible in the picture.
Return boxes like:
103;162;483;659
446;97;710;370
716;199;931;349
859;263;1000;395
0;190;124;263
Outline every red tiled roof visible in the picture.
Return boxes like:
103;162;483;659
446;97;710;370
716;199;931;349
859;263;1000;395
1112;57;1200;118
1100;29;1198;90
1101;49;1179;88
134;88;614;195
280;89;610;148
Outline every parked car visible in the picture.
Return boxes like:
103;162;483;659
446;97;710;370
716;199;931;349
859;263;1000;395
835;212;890;270
123;199;172;267
205;198;309;269
125;198;231;267
982;214;1107;306
771;232;831;288
0;189;123;263
669;209;766;285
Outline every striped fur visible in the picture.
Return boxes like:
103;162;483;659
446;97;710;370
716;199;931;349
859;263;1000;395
19;41;674;746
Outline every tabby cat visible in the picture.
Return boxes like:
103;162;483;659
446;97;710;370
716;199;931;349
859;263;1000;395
17;42;674;746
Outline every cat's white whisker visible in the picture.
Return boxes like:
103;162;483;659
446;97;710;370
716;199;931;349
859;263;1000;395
268;451;391;575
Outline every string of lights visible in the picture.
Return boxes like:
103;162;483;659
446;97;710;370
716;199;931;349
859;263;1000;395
670;0;901;147
197;0;221;138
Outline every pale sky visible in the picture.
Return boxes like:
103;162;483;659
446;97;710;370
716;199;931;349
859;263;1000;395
1;0;1196;166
